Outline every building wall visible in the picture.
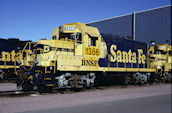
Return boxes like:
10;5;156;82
88;5;171;45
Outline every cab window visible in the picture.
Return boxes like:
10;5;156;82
59;33;74;41
169;51;172;56
76;32;82;41
70;35;75;40
90;36;98;46
52;35;57;40
154;51;160;54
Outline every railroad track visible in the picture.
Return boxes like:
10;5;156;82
0;83;165;98
0;90;38;97
0;79;16;83
0;86;120;97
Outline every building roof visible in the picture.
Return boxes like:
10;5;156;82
88;5;171;24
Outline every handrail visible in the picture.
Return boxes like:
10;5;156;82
22;42;30;55
22;42;35;55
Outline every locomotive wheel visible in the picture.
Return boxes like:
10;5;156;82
22;79;34;91
38;85;52;94
16;77;34;91
38;85;46;94
68;74;84;89
37;78;53;93
123;74;131;86
0;70;5;80
16;67;35;91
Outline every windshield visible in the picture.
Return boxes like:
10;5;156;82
59;33;74;41
154;51;160;54
59;32;82;42
154;50;168;55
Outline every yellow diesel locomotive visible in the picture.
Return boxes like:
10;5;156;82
16;23;171;92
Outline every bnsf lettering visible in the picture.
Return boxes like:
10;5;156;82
82;59;98;66
110;44;146;64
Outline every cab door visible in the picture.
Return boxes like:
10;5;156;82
75;32;83;56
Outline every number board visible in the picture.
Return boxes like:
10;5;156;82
84;47;100;56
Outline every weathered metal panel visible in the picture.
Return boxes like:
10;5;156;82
88;6;171;45
135;6;171;44
89;15;132;39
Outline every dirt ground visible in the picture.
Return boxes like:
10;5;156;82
0;83;171;113
0;83;17;91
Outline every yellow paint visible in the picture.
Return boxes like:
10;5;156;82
28;75;33;80
0;65;19;69
84;47;100;56
45;66;51;74
44;78;52;80
46;84;54;86
110;44;146;64
75;43;83;56
138;49;146;64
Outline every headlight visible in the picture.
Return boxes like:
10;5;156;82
158;65;162;69
50;66;53;70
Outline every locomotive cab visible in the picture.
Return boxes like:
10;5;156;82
52;23;102;56
17;23;103;91
149;44;172;82
16;22;136;93
21;23;103;69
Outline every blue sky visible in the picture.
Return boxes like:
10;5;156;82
0;0;171;41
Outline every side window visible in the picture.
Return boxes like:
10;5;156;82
155;51;160;54
76;32;82;41
149;51;152;54
52;35;57;40
70;34;75;40
169;51;172;56
90;37;98;46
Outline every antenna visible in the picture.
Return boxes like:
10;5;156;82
132;9;136;40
